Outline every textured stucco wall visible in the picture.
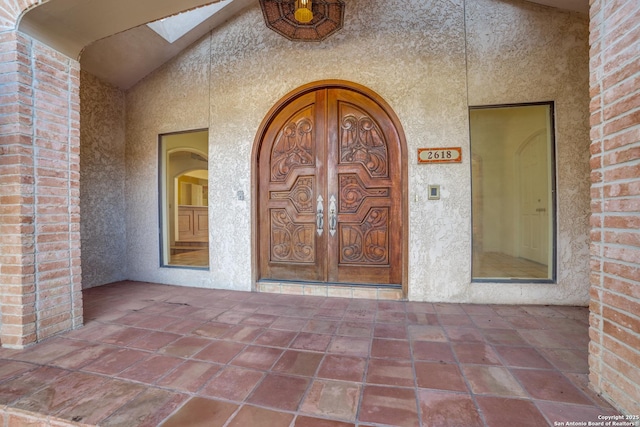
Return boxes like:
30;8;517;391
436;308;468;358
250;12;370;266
125;36;212;287
465;0;591;303
122;0;590;303
79;71;128;288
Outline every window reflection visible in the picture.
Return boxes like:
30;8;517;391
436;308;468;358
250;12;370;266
470;103;555;281
160;131;209;268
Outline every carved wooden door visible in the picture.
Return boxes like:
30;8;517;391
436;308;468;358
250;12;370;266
258;86;402;285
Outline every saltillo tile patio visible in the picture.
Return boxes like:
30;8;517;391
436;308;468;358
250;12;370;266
0;281;618;426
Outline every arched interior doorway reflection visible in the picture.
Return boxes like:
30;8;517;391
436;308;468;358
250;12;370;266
160;130;210;268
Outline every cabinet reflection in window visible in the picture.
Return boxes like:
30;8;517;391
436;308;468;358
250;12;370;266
159;130;209;268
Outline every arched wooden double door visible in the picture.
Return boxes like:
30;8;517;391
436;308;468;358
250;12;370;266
256;81;405;287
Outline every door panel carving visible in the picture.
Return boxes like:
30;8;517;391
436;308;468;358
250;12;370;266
258;83;403;286
270;209;315;263
329;88;400;285
259;91;324;282
339;107;388;178
339;174;389;214
270;176;314;213
271;112;315;182
339;208;389;265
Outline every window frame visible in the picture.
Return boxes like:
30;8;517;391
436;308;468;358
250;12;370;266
158;129;210;271
469;101;557;284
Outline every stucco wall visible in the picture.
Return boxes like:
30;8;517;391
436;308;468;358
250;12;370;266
79;71;128;288
465;0;591;303
125;35;212;287
122;0;590;304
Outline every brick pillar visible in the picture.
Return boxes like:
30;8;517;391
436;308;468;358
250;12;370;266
588;0;640;415
31;39;83;342
0;30;38;347
0;1;83;348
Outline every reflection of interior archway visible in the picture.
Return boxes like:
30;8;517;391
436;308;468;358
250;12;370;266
161;131;210;268
169;151;208;266
470;105;552;281
173;168;208;240
167;149;208;244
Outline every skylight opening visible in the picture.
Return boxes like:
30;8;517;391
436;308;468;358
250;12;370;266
147;0;232;43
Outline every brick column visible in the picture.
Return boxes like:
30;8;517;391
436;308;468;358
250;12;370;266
588;0;640;414
1;1;82;348
31;39;83;341
0;30;38;347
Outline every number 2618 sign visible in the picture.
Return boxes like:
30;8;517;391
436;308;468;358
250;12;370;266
417;147;462;164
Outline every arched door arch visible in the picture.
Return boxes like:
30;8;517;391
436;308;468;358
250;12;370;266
252;81;407;293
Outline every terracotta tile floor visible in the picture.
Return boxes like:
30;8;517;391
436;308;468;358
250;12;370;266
0;281;620;427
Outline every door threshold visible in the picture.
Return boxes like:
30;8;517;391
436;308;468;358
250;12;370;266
257;280;404;301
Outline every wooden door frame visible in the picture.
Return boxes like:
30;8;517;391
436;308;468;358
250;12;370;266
250;80;409;297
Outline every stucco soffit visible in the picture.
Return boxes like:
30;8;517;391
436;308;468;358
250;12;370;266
18;0;227;59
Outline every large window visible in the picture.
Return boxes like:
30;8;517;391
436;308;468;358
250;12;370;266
470;103;555;281
159;130;209;268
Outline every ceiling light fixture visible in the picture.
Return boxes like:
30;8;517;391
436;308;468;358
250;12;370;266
294;0;313;23
259;0;344;42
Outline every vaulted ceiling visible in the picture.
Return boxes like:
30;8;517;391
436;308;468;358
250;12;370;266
18;0;589;90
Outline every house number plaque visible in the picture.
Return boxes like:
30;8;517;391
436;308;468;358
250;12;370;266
418;147;462;164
